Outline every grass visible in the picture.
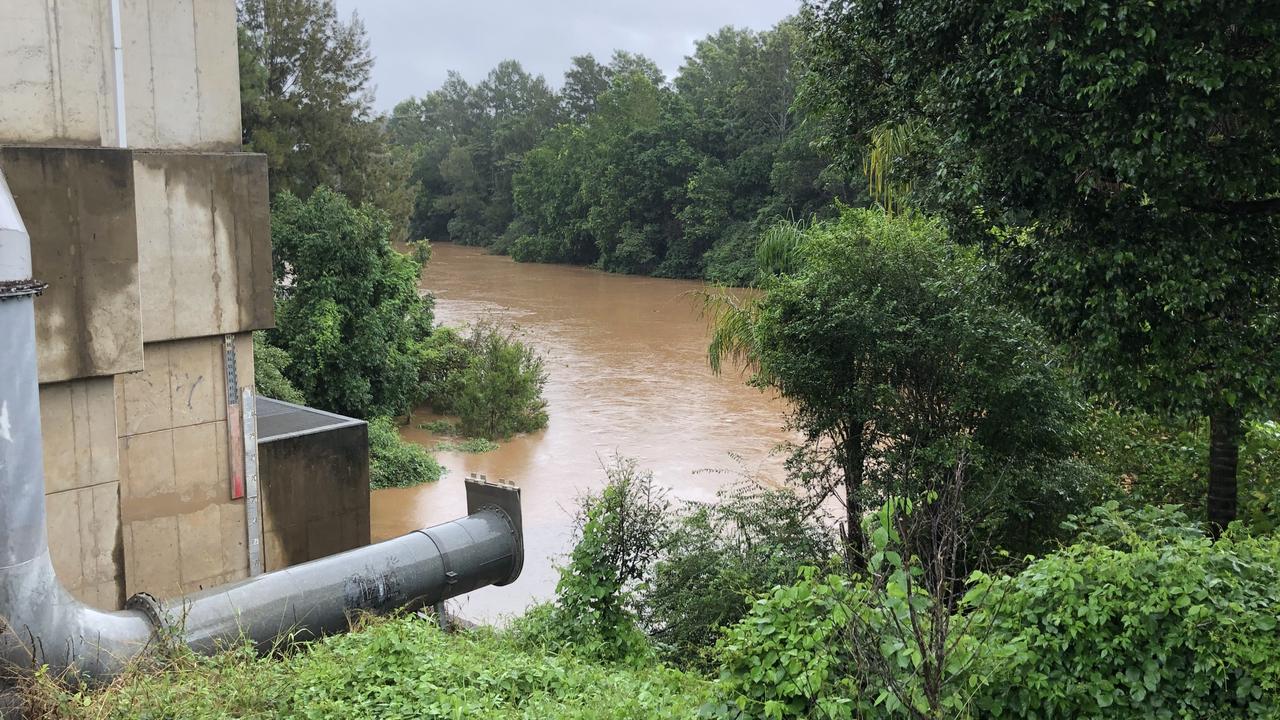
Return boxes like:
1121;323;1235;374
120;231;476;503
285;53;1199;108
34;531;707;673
418;420;460;435
417;419;499;453
433;437;500;454
20;617;711;719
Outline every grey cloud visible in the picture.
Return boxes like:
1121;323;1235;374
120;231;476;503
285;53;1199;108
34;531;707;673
333;0;799;111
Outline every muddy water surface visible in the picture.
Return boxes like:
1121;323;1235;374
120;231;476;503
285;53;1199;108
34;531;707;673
370;243;791;620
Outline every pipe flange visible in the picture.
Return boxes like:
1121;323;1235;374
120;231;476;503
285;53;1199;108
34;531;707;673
0;279;48;301
125;591;167;632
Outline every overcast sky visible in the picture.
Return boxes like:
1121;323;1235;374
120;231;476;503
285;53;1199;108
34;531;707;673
332;0;800;112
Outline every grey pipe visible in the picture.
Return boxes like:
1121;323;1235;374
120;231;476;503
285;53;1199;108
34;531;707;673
0;168;523;681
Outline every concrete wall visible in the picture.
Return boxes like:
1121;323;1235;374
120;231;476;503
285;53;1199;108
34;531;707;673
0;146;143;384
259;424;371;572
1;0;284;608
118;334;255;596
133;152;273;342
40;378;125;608
0;0;241;149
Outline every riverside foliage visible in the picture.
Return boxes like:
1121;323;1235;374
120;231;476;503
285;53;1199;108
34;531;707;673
387;22;855;282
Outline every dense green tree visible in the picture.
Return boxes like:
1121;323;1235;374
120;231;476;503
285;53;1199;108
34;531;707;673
804;0;1280;534
267;188;431;419
709;210;1102;565
561;54;611;122
393;62;560;245
400;21;848;281
237;0;413;238
251;331;305;404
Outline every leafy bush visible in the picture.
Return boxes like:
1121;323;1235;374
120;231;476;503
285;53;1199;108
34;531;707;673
408;238;432;265
973;505;1280;719
414;326;472;413
709;570;862;720
511;234;574;264
642;483;836;669
368;416;444;489
709;501;1280;720
252;331;305;404
543;457;670;663
707;498;1000;720
452;323;549;439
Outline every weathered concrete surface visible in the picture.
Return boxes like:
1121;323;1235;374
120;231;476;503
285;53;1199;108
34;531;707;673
40;377;126;607
0;0;241;149
259;424;371;571
117;333;255;597
0;146;144;384
133;152;274;342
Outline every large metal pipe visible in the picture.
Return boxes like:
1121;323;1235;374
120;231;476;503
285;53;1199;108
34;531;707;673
0;168;522;681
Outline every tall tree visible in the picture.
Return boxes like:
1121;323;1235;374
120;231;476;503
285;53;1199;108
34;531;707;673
561;54;611;122
238;0;374;195
268;188;431;419
707;210;1096;567
804;0;1280;534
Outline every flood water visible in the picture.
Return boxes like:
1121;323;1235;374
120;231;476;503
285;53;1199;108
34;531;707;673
370;243;791;621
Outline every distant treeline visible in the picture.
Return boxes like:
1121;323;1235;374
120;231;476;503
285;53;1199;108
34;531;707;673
385;22;856;284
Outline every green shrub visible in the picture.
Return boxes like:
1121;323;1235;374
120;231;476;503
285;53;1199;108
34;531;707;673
511;234;573;264
546;457;669;663
414;326;472;413
408;238;432;265
368;416;444;489
642;483;836;669
452;323;549;439
973;504;1280;719
709;570;862;720
252;331;305;404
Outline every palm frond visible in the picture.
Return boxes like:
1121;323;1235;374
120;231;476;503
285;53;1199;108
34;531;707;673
864;121;920;215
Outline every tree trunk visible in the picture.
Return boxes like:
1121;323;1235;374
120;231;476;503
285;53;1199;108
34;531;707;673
1207;408;1242;539
843;421;867;573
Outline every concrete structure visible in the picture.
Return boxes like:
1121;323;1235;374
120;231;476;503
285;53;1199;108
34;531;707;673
256;398;371;571
0;0;274;607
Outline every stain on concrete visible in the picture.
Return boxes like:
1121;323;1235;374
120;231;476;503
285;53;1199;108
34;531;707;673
0;145;143;384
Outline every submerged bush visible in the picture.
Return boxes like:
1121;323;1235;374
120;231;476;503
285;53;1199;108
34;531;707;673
452;323;549;440
511;234;574;264
368;416;444;489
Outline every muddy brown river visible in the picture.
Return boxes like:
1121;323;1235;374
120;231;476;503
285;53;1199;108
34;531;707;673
370;243;791;621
